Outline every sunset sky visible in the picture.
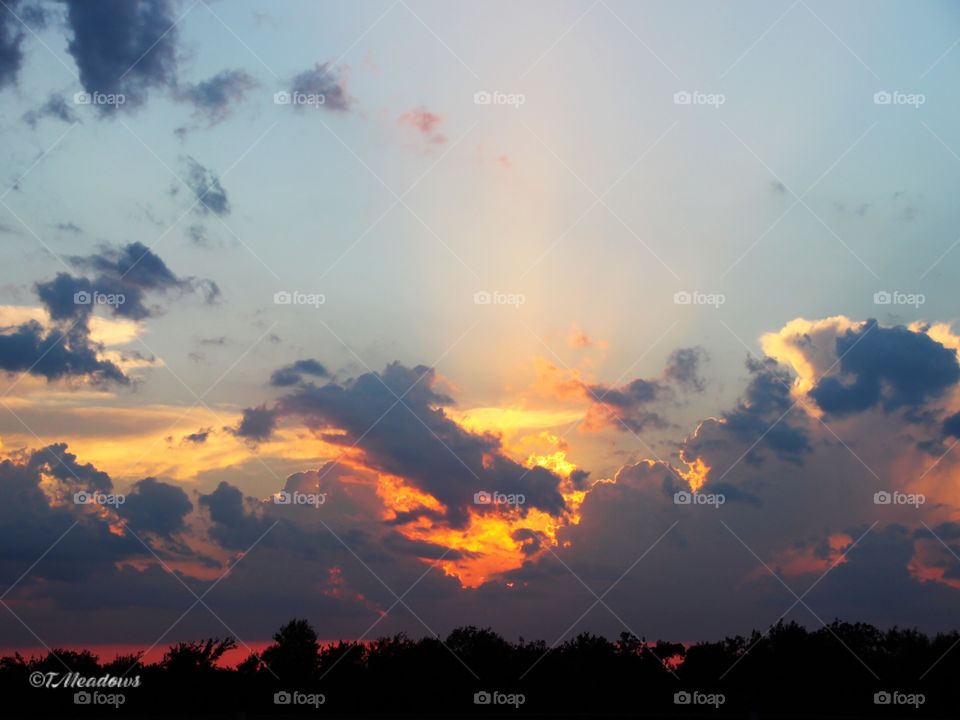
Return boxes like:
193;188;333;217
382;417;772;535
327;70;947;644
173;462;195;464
2;0;960;663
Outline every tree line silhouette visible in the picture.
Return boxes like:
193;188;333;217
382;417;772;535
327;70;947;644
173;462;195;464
2;618;958;717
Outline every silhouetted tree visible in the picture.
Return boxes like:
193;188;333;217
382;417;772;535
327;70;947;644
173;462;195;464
260;617;320;686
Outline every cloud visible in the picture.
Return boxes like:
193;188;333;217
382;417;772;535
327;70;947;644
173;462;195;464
60;0;180;111
398;107;445;144
175;68;258;126
682;356;811;466
0;319;127;385
0;243;217;386
0;444;145;586
5;316;960;645
287;62;351;112
56;221;83;234
227;404;279;443
269;359;329;387
574;347;708;433
39;241;221;321
185;223;208;246
22;94;79;127
177;156;230;216
0;0;28;88
664;347;707;392
810;320;959;416
943;411;960;438
182;428;211;444
117;476;192;536
245;362;570;528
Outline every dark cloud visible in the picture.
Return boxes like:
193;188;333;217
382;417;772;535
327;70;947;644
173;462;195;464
258;362;569;528
0;319;127;385
176;68;258;126
382;531;468;561
287;62;351;112
177;156;230;216
66;241;220;319
0;444;144;587
579;347;708;433
60;0;179;111
23;94;79;128
943;411;960;439
811;320;960;416
118;477;192;536
584;376;667;432
185;223;208;246
182;428;211;444
198;481;274;549
228;404;279;443
56;221;83;234
683;357;810;466
0;0;27;88
1;243;217;386
664;346;707;392
270;358;329;387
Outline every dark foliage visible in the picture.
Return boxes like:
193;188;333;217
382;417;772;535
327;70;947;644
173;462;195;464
0;618;955;717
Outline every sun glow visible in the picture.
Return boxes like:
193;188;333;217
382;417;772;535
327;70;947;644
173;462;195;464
376;442;587;588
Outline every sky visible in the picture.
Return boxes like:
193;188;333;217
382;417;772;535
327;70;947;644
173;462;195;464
2;0;960;665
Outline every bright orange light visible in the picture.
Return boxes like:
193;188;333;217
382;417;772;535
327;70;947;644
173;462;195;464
375;443;587;587
678;452;710;492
